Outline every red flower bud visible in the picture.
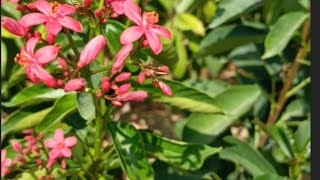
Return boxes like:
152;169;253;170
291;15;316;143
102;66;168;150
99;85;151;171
115;84;131;95
158;81;172;96
116;91;148;102
138;72;145;84
115;72;131;82
64;78;86;92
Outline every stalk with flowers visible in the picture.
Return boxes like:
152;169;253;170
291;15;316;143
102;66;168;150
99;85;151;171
1;0;221;179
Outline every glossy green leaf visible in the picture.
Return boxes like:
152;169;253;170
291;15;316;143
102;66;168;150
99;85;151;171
182;79;230;98
294;120;310;153
220;136;277;177
198;25;266;57
174;13;205;36
1;107;51;136
8;65;26;88
183;85;261;144
145;44;178;67
267;126;294;159
1;41;7;78
155;80;222;113
208;0;265;29
77;92;95;121
36;93;77;133
104;20;125;55
140;130;221;171
172;31;188;79
2;84;66;107
262;12;308;59
108;122;154;180
254;174;286;180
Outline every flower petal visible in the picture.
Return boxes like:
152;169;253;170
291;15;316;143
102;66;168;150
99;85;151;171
49;149;60;159
123;1;142;26
1;149;6;159
35;45;60;65
64;137;77;147
34;0;52;16
25;65;40;83
45;20;62;35
61;148;72;158
57;4;75;16
145;30;162;55
120;26;144;44
150;25;172;39
111;1;124;15
25;37;39;55
3;159;12;167
44;139;57;148
58;16;83;33
78;35;107;69
19;13;48;27
33;65;57;88
1;17;27;36
54;129;65;142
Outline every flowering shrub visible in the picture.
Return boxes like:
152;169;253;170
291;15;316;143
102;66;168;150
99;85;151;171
1;0;310;179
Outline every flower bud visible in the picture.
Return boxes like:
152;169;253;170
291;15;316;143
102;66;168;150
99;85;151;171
111;100;122;107
96;92;103;98
101;77;110;92
116;91;148;102
111;44;133;75
115;84;131;95
158;81;172;96
115;72;131;82
64;78;86;92
2;17;27;37
58;58;68;71
12;141;22;153
138;72;145;84
61;159;66;169
84;0;91;7
95;9;102;17
46;32;56;45
157;65;169;73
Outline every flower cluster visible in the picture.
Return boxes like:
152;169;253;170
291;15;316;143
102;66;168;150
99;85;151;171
2;0;173;108
1;129;77;178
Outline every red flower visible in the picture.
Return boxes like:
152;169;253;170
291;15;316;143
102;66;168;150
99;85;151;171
1;150;12;177
120;11;171;55
15;37;60;88
20;0;83;35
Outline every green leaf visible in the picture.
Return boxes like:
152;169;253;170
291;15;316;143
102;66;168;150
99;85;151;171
8;65;26;88
176;0;195;13
77;92;95;121
199;25;266;57
254;174;287;180
298;0;309;9
145;44;178;67
220;136;277;177
294;120;310;153
174;13;205;36
172;31;188;79
208;0;266;29
183;79;230;98
183;85;261;144
1;107;51;136
267;126;294;159
108;122;154;180
103;20;125;55
36;93;77;133
2;84;66;107
158;0;174;13
140;130;221;171
1;41;7;78
156;80;223;113
262;12;308;59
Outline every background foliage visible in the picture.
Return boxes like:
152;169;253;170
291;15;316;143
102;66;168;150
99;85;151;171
1;0;310;179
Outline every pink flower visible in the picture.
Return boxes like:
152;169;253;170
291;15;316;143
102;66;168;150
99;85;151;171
1;17;28;37
15;37;60;88
64;78;86;92
44;129;77;160
106;0;140;20
1;150;13;177
120;11;171;55
77;35;107;69
11;141;23;153
20;0;83;35
111;43;133;74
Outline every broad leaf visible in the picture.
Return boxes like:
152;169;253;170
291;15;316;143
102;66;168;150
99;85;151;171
254;174;286;180
198;25;266;57
176;0;195;13
77;92;96;121
1;107;51;136
183;85;261;144
1;41;7;78
140;130;221;171
294;120;310;153
174;13;205;36
104;20;125;55
262;12;308;59
208;0;266;29
267;126;294;159
172;31;188;79
220;136;277;177
36;93;77;133
108;122;155;180
2;84;66;107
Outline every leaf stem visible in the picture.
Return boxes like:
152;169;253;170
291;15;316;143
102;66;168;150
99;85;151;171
286;77;311;98
64;28;80;58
